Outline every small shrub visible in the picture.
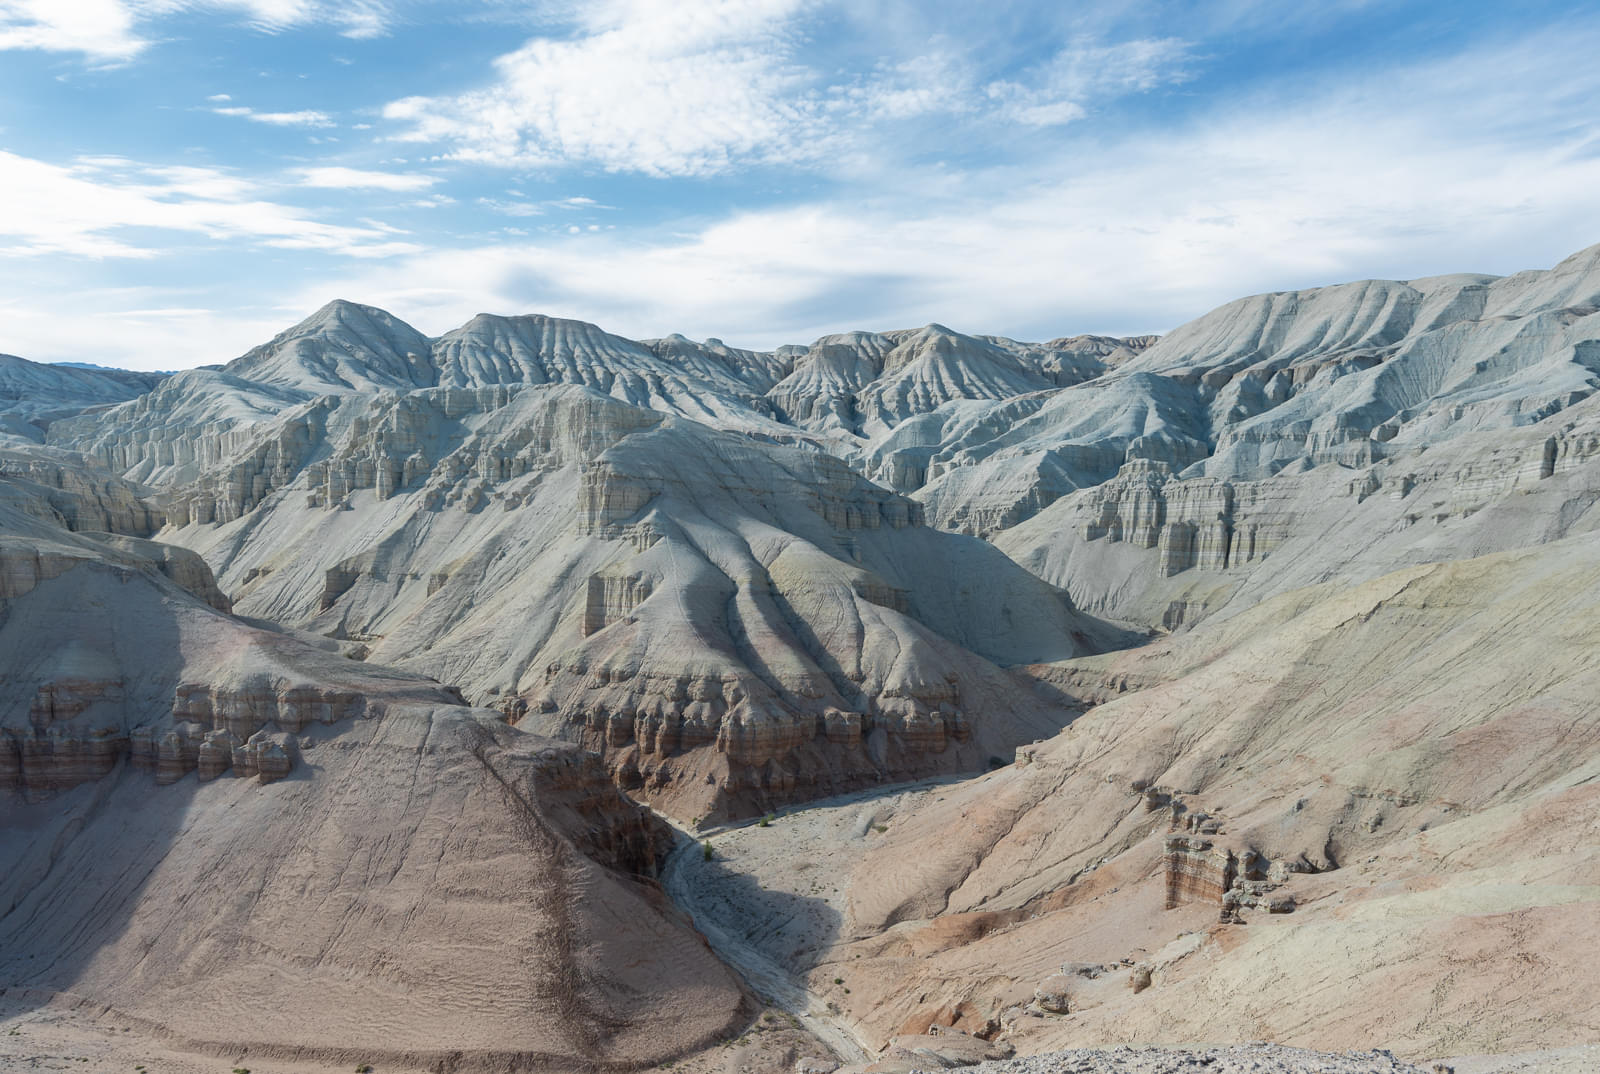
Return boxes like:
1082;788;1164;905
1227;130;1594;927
701;841;714;861
833;977;843;985
356;1065;374;1073
233;1068;251;1073
758;813;774;827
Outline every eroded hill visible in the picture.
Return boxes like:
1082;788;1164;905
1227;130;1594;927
5;240;1600;1071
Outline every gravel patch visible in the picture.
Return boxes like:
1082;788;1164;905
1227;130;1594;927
924;1042;1436;1073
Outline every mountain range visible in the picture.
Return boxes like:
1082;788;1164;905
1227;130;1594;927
4;241;1600;1073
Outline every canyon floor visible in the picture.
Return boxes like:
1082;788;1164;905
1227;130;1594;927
656;780;1600;1074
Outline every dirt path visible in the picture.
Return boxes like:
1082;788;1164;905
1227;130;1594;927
657;814;871;1066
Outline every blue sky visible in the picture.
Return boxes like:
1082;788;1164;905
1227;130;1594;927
3;0;1600;369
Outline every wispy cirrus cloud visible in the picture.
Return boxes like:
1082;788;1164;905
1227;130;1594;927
381;2;1199;176
3;0;1599;380
0;152;423;260
0;0;396;62
986;37;1193;127
295;22;1600;350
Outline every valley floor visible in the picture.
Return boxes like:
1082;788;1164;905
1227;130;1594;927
6;766;1596;1074
660;777;1600;1074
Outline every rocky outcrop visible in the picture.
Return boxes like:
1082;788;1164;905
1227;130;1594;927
0;542;81;600
1161;833;1238;910
195;728;240;780
582;569;654;636
48;367;311;488
1161;832;1300;921
84;533;232;611
16;674;370;793
577;437;923;545
1000;388;1600;631
0;725;129;796
525;743;675;876
165;398;333;525
122;679;372;785
1156;798;1302;920
0;449;163;536
1079;460;1283;577
173;679;368;735
899;371;1213;537
232;729;295;782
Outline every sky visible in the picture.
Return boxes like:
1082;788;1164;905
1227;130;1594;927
2;1;1600;370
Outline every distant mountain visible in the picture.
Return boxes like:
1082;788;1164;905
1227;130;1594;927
0;353;166;441
55;360;176;375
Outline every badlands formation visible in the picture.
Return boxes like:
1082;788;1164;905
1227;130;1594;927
3;241;1600;1071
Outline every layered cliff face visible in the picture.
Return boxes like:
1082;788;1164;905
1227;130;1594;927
875;246;1600;589
980;245;1600;629
0;444;165;537
119;383;1123;819
997;388;1600;628
28;242;1600;821
0;477;457;798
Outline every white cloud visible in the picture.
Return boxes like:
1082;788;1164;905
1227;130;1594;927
0;0;146;61
293;166;436;190
0;0;395;62
158;0;396;37
213;104;335;126
288;26;1600;348
378;6;1198;175
383;0;827;176
336;5;387;39
207;92;232;102
0;151;423;260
